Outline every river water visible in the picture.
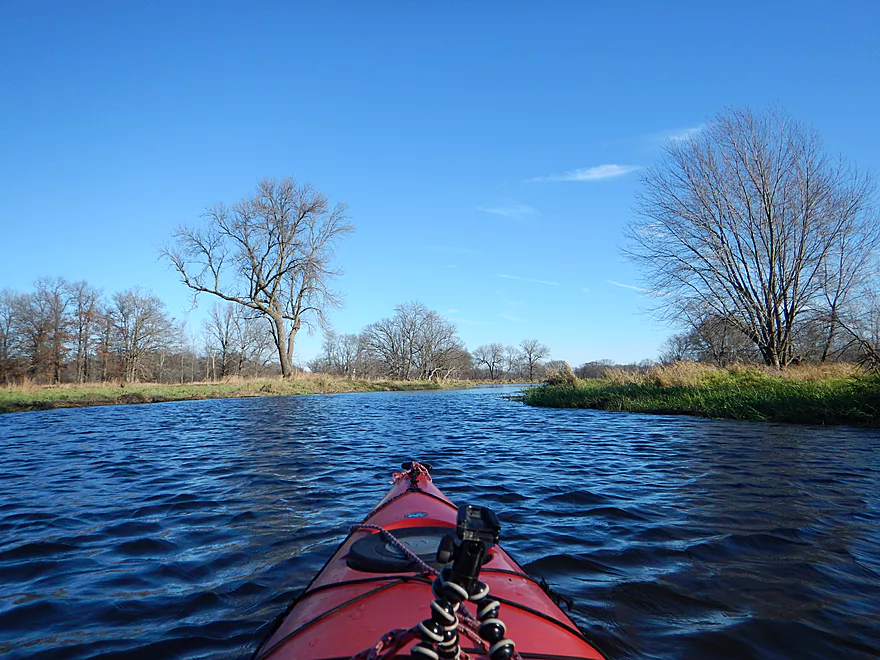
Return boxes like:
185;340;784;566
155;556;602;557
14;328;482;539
0;386;878;659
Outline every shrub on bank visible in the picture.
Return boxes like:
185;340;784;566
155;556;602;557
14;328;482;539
545;362;578;387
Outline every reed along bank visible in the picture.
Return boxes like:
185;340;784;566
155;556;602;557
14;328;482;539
523;362;880;427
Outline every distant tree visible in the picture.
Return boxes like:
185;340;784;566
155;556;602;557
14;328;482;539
503;345;523;379
233;311;274;377
0;289;22;383
441;346;473;381
574;360;614;379
36;278;72;383
312;329;366;377
362;301;465;380
204;303;238;379
473;343;505;380
67;280;102;383
690;314;758;366
658;332;696;364
162;178;353;377
12;279;67;382
111;288;175;382
520;339;550;381
626;106;879;367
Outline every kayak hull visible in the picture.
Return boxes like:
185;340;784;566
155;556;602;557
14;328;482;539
255;465;606;660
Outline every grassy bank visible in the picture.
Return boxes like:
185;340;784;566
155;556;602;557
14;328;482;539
0;374;468;415
523;362;880;426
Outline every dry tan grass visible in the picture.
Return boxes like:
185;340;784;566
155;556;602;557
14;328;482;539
644;361;860;387
765;363;858;381
602;367;648;385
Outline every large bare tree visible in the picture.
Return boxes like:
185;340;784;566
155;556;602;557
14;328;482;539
162;178;353;377
626;107;878;367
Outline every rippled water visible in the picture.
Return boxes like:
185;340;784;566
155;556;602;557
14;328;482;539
1;387;879;659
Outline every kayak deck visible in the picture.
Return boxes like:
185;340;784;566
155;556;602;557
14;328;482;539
255;464;607;660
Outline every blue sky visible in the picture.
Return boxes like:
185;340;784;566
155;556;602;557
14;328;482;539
2;2;878;366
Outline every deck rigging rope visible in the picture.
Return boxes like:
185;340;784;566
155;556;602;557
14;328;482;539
347;523;521;660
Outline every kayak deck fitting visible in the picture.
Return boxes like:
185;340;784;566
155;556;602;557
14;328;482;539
253;462;607;660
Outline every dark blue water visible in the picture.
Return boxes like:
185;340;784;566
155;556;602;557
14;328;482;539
1;386;879;659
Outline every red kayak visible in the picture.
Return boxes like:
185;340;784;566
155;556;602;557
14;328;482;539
253;462;607;660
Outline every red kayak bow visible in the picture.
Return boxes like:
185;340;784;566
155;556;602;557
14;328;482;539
254;462;607;660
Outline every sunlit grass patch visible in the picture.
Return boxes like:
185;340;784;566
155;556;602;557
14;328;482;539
0;375;463;414
523;362;880;427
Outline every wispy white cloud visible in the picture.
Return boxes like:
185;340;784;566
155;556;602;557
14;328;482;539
666;126;704;142
607;279;650;292
497;274;560;286
581;287;591;293
526;164;641;183
477;202;539;220
447;308;459;314
602;125;704;150
502;313;524;323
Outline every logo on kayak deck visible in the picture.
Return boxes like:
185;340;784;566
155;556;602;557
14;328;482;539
404;511;428;518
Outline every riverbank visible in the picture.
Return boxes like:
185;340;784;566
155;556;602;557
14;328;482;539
523;362;880;426
0;375;477;415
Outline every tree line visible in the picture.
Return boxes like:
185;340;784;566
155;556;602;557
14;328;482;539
0;281;557;385
0;278;278;385
308;301;555;381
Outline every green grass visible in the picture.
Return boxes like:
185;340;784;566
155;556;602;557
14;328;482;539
523;369;880;426
0;376;463;415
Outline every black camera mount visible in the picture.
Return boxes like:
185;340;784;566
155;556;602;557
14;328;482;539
411;504;516;660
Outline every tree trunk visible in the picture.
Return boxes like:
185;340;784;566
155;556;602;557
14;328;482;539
270;313;293;377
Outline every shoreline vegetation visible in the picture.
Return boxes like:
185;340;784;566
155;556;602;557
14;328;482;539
523;362;880;427
0;375;498;415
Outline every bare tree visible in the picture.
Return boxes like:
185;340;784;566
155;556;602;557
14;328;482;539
204;303;237;379
67;281;102;383
473;343;505;380
111;288;175;382
575;359;615;379
362;301;465;380
626;106;879;367
162;178;353;377
520;339;550;380
313;330;369;377
0;289;22;383
503;345;523;380
232;310;274;377
11;279;69;383
658;332;697;364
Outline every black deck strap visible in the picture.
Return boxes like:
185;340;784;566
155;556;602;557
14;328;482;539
253;575;434;659
299;574;433;602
